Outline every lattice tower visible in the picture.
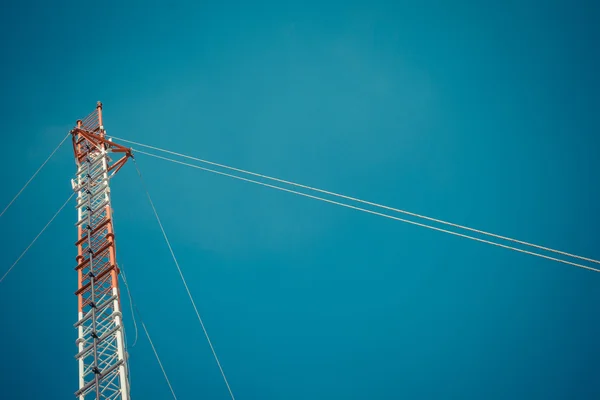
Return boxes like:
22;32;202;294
71;102;133;400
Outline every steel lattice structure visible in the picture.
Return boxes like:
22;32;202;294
71;102;133;399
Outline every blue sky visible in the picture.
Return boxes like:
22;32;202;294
1;0;599;399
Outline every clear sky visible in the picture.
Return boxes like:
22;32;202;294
1;0;599;399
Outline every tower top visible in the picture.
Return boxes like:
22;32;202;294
96;101;103;110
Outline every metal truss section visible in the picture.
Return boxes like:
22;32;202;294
71;103;133;400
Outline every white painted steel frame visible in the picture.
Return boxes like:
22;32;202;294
73;137;129;400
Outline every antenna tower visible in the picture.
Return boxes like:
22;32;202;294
71;102;133;399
